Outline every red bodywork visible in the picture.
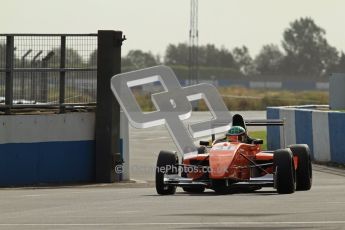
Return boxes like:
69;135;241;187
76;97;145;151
183;141;298;184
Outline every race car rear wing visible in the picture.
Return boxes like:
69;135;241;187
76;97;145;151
245;119;284;126
245;119;286;148
232;114;284;129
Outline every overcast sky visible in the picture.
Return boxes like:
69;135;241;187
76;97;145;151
1;0;345;58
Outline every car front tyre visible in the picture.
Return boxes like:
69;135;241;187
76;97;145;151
155;150;178;195
274;149;296;194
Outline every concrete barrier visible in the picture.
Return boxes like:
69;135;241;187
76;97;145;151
0;111;130;186
312;111;330;161
280;108;296;147
328;112;345;164
267;107;280;150
267;106;345;164
0;113;95;186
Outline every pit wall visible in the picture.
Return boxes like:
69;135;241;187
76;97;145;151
267;106;345;164
0;113;95;186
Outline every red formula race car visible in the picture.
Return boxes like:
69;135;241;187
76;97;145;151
155;114;312;195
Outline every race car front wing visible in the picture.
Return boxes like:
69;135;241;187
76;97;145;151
163;173;274;188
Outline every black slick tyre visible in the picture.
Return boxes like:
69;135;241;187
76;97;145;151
155;150;178;195
274;149;295;194
288;144;312;191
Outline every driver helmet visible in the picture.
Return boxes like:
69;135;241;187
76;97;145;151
226;126;247;142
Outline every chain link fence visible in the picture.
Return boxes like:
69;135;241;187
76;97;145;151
0;34;97;113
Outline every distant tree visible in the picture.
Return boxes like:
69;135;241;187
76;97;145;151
164;43;189;66
198;44;218;67
155;54;162;64
232;46;256;75
88;49;160;69
329;52;345;73
165;43;237;69
218;46;237;68
336;52;345;72
47;48;84;67
281;17;338;77
88;49;97;67
198;44;237;68
122;50;159;69
254;44;284;75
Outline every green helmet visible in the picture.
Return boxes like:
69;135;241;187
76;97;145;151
227;126;246;136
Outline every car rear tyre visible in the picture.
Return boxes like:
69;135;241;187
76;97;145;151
274;149;295;194
155;150;178;195
288;144;312;191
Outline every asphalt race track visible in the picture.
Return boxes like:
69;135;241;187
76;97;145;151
1;111;345;230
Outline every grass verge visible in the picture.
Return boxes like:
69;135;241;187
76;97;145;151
250;130;267;150
133;87;328;111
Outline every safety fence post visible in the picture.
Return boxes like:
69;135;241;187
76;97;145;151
95;30;124;182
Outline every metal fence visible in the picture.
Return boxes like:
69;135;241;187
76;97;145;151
0;34;97;113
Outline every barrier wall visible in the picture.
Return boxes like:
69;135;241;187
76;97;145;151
267;106;345;164
0;113;95;186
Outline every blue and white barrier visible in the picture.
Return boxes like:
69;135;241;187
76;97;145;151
0;113;95;186
267;106;345;164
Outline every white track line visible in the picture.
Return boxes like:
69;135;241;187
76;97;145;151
1;221;345;226
142;137;169;141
